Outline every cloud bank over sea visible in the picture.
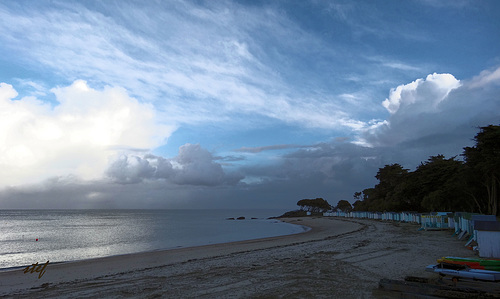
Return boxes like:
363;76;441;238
0;1;499;209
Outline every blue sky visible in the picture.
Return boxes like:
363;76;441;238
0;0;499;209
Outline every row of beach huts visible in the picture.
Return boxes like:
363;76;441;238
324;210;500;259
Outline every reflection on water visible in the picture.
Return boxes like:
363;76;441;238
0;209;305;269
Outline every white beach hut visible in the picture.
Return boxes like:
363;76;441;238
474;220;500;258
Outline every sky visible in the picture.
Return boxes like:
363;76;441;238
0;0;499;210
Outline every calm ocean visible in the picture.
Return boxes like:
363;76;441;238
0;209;306;270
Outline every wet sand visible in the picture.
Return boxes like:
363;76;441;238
0;217;476;298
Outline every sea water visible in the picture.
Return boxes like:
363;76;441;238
0;209;307;270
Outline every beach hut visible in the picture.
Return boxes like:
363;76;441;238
471;215;497;239
395;212;401;222
454;212;476;237
384;212;391;221
453;212;462;234
474;220;500;258
420;214;434;229
414;213;422;225
421;213;450;230
471;215;497;227
401;211;418;223
464;213;476;234
447;213;455;229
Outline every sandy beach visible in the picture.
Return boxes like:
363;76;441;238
0;217;480;298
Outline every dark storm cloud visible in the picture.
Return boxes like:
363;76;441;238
106;144;244;187
227;68;500;206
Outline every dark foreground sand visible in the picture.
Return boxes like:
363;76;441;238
0;217;478;298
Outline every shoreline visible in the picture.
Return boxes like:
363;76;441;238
0;217;359;296
0;217;311;273
0;217;480;297
0;218;311;273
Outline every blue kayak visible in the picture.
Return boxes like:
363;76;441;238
426;264;500;282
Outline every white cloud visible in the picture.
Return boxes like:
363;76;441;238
382;73;461;114
0;80;173;187
0;1;367;131
51;80;171;148
0;82;18;101
365;56;423;73
468;66;500;88
361;69;499;150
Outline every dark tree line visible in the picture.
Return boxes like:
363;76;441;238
297;198;332;213
335;199;353;212
295;198;353;214
352;125;500;216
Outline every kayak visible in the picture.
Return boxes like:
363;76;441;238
437;256;500;271
426;264;500;281
439;256;500;266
